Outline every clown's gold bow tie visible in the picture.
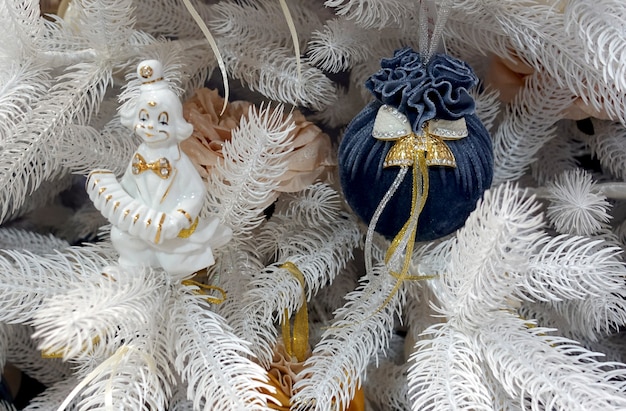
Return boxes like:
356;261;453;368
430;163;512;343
132;153;172;179
372;105;468;168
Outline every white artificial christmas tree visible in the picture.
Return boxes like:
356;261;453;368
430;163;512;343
1;0;626;410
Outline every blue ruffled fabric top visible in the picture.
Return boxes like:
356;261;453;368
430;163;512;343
366;48;478;131
339;48;493;241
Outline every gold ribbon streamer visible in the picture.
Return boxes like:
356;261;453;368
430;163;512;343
181;279;227;304
372;118;465;313
377;151;437;311
359;153;436;320
279;262;309;363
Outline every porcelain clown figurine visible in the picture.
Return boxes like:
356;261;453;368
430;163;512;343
87;60;232;277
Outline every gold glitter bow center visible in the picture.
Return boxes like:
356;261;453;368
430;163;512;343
372;104;468;169
132;153;172;179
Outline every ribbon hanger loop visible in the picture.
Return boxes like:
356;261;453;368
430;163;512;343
418;0;453;64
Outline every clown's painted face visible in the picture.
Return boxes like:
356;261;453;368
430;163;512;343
133;99;176;144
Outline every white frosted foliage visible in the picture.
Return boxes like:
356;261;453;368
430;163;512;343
3;1;626;410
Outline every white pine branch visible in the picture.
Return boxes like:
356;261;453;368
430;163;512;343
0;61;111;223
254;183;346;264
0;0;45;59
168;285;273;411
588;120;626;181
206;104;296;238
522;235;626;304
324;0;416;29
471;86;501;133
292;264;404;411
565;1;626;96
366;360;410;411
209;0;324;50
219;38;337;111
0;243;116;323
447;2;626;123
0;323;8;372
307;18;373;73
480;311;626;410
133;0;201;39
491;73;576;183
551;296;626;342
443;183;544;325
22;378;78;411
0;61;50;140
31;266;165;360
60;119;138;176
544;170;612;236
211;243;264;317
7;324;73;386
408;323;494;411
74;341;172;411
530;122;585;185
169;382;196;411
309;84;367;128
0;228;69;254
68;0;135;53
274;182;344;228
8;172;73;222
240;213;361;363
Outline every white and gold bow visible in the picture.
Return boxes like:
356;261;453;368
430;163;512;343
372;104;468;168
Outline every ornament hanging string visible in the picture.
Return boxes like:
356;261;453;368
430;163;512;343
418;0;452;63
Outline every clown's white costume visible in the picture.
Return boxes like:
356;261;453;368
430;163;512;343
87;60;231;277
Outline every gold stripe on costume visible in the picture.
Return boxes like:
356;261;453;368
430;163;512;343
177;209;193;225
145;218;152;228
141;77;163;85
155;213;166;244
133;214;140;225
160;170;177;204
178;217;199;238
113;202;120;213
105;195;112;205
98;187;106;195
123;209;130;219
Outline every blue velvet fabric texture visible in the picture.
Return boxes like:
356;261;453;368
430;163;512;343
339;49;493;241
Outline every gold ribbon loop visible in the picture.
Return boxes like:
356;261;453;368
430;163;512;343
181;279;227;304
279;262;309;363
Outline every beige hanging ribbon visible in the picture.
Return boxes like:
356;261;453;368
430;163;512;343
181;0;229;116
278;0;302;82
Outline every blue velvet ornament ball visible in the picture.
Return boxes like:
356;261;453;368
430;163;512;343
339;48;493;241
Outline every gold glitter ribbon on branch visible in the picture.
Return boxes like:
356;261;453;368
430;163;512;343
181;279;227;304
279;261;309;363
